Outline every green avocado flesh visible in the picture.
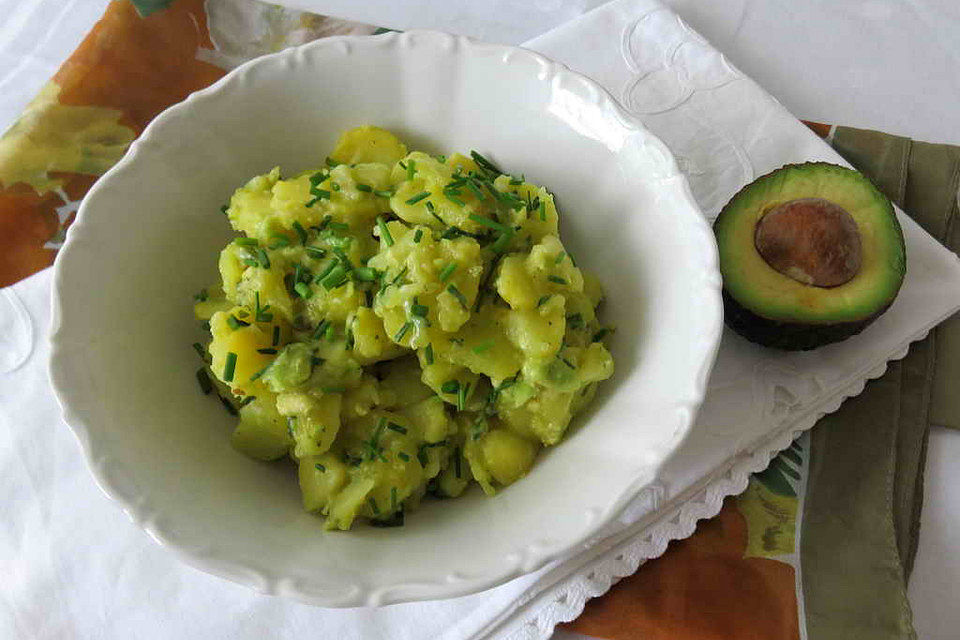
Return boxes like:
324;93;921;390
713;162;905;350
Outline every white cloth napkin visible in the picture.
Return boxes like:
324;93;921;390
5;1;960;639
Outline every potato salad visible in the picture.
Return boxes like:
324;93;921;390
193;126;614;530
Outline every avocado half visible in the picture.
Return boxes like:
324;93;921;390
713;162;905;350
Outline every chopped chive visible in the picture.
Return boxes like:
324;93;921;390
374;188;394;198
468;214;508;232
424;343;434;365
355;183;372;193
328;221;350;232
227;315;250;330
219;395;238;416
321;385;346;393
390;486;398;511
446;284;468;308
269;233;291;249
539;200;546;221
441;380;460;394
254;291;273;322
405;191;431;205
324;322;336;341
320;265;349;290
406;159;416;181
425;201;444;224
234;237;258;247
509;174;524;185
454;447;462;478
398;451;411;462
248;361;273;382
317;215;333;232
417;447;429;467
315;259;339;283
193;288;208;302
256;248;271;269
311;356;325;366
223;352;238;382
192;342;207;359
241;258;259;267
384;266;408;291
492;230;514;253
438;262;457;283
445;193;466;207
306;190;331;207
332;247;354;271
353;266;377;282
256;348;277;355
554;251;566;265
294;282;312;298
413;228;423;243
592;327;612;342
387;422;408;435
566;313;585;330
465;180;486;201
457;382;470;411
326;157;340;167
331;182;341;191
548;275;567;285
536;294;552;308
312;319;330;341
292;221;308;244
394;321;413;342
238;395;256;409
411;303;429;318
315;463;326;472
220;204;229;215
367;497;379;515
472;340;495;354
470;150;503;176
376;215;394;247
559;355;576;369
272;325;280;346
196;368;213;395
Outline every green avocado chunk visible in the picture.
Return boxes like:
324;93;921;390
713;162;905;350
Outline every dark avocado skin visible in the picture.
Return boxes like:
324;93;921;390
715;162;905;351
722;289;894;351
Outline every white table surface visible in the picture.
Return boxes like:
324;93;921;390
1;1;957;639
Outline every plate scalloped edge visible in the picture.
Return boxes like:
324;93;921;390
47;29;723;607
483;306;953;640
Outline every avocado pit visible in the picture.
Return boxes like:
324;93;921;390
754;197;862;287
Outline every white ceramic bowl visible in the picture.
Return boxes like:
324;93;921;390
49;31;722;607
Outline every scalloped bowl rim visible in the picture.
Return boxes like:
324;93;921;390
49;31;723;607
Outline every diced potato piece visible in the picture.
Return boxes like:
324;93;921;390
330;126;409;165
298;453;348;513
277;391;342;459
207;308;285;397
226;167;280;238
479;428;539;486
434;449;470;498
325;476;376;530
351;307;405;364
230;394;292;460
400;397;451;444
